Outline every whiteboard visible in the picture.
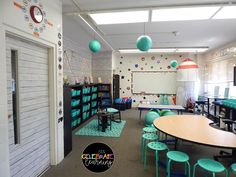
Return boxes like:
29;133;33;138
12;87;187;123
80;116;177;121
132;71;177;94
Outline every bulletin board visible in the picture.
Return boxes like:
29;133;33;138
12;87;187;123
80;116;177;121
131;71;177;94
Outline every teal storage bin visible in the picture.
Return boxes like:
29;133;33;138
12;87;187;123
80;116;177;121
77;118;81;125
71;90;77;97
71;110;77;117
76;90;81;96
92;101;97;107
92;94;97;100
83;112;87;119
71;100;80;107
92;87;97;92
71;120;77;128
86;112;90;118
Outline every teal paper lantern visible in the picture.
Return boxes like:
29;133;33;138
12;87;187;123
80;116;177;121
89;40;101;53
136;35;152;52
170;60;178;68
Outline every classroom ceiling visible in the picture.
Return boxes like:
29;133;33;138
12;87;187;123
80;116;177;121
62;0;236;52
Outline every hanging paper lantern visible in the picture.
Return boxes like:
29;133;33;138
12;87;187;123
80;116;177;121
89;40;101;53
136;35;152;52
177;58;199;81
170;60;178;68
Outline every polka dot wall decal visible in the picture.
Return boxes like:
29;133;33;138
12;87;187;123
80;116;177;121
128;68;131;71
143;97;146;99
179;55;182;57
167;66;171;69
151;66;154;69
151;56;155;60
141;57;145;61
128;79;130;82
161;55;163;57
145;63;147;65
141;67;144;70
121;76;125;79
123;91;125;94
133;100;136;102
127;87;130;90
160;67;162;69
120;70;122;72
135;64;139;68
157;60;160;64
121;56;123;59
120;62;122;64
165;57;168;60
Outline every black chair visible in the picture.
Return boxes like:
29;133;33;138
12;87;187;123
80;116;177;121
97;112;112;132
98;98;122;123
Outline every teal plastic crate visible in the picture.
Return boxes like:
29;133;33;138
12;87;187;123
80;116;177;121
92;94;97;100
223;99;236;109
92;87;97;92
92;101;97;107
76;90;81;96
71;100;80;107
71;110;77;117
83;112;87;119
77;118;81;125
71;90;77;97
71;120;77;128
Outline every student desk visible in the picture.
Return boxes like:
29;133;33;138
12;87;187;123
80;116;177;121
153;115;236;162
138;103;185;121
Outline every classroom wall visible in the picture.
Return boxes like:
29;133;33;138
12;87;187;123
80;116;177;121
112;52;196;106
201;41;236;97
0;0;63;176
92;51;113;84
63;37;92;84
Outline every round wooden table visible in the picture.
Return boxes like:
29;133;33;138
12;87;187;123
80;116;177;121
153;115;236;161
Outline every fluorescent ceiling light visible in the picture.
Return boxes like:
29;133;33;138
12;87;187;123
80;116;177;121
212;6;236;19
152;6;220;21
89;11;149;25
119;48;208;53
176;48;209;52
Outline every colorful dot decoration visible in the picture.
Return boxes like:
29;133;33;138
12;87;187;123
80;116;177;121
135;64;139;68
157;60;160;64
141;67;144;70
127;87;130;90
128;68;131;71
121;76;125;79
121;56;123;59
151;56;155;60
151;66;154;69
167;66;171;69
141;57;145;61
120;62;122;64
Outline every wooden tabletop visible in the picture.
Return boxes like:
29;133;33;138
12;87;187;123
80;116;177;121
153;115;236;149
138;104;185;110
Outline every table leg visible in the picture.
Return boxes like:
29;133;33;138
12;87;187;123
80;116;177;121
139;110;142;121
101;116;108;132
208;98;210;117
214;98;217;117
232;149;236;163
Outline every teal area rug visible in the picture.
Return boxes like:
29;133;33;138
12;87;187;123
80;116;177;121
75;119;126;137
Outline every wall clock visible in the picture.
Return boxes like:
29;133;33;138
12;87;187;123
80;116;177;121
13;0;53;37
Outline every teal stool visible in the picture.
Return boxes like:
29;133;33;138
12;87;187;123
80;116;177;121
193;159;228;177
166;151;191;177
144;141;169;177
230;163;236;176
142;127;158;134
141;133;159;163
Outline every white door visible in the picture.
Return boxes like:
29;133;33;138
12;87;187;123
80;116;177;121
6;36;50;177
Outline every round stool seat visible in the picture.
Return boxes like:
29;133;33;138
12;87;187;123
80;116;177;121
231;163;236;173
143;127;157;134
167;151;189;162
107;108;119;113
147;141;168;151
142;133;158;141
197;159;225;173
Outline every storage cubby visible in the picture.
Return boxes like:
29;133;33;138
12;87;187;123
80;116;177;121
97;83;112;109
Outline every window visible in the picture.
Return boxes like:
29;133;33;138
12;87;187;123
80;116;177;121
11;50;20;144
